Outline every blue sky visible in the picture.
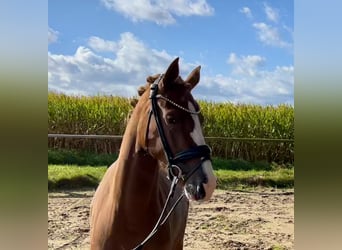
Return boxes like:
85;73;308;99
48;0;293;105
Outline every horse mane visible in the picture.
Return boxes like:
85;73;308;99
130;74;161;107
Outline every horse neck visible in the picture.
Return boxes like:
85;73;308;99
115;106;162;212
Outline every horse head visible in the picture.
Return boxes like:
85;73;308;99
135;58;217;202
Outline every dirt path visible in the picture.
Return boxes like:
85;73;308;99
48;188;294;250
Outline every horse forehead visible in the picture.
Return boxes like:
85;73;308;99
164;91;192;108
187;97;199;111
175;76;184;84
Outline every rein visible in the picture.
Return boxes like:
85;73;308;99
132;75;211;250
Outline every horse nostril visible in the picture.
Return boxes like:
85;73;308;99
195;184;206;200
186;184;195;194
203;175;208;184
185;183;206;200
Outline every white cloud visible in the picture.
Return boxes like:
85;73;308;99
100;0;214;25
264;3;279;23
228;53;266;77
191;52;293;105
195;60;293;105
252;65;293;98
241;4;292;51
240;7;253;19
88;36;118;52
48;27;59;44
48;33;293;105
253;22;291;49
49;32;182;97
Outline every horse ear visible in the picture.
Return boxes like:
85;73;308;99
161;57;179;90
185;65;201;90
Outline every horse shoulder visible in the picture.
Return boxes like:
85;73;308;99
90;161;120;248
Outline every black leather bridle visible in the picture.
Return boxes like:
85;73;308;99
133;74;212;250
147;74;212;181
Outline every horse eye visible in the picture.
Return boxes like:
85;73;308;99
167;116;177;124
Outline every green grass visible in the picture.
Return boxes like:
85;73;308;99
48;149;293;170
48;149;117;166
215;168;294;189
270;246;287;250
48;165;107;190
48;150;294;190
48;164;294;191
211;157;293;171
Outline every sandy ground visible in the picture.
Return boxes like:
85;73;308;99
48;188;294;250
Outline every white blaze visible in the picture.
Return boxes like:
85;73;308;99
188;102;217;201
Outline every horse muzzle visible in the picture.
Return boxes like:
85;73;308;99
185;182;206;201
183;160;217;202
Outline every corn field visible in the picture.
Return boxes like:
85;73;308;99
48;92;294;163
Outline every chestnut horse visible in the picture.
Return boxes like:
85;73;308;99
90;58;217;250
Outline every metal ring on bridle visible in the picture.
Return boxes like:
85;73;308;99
170;165;183;179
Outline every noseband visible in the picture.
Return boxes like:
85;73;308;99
133;75;212;250
147;74;212;181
